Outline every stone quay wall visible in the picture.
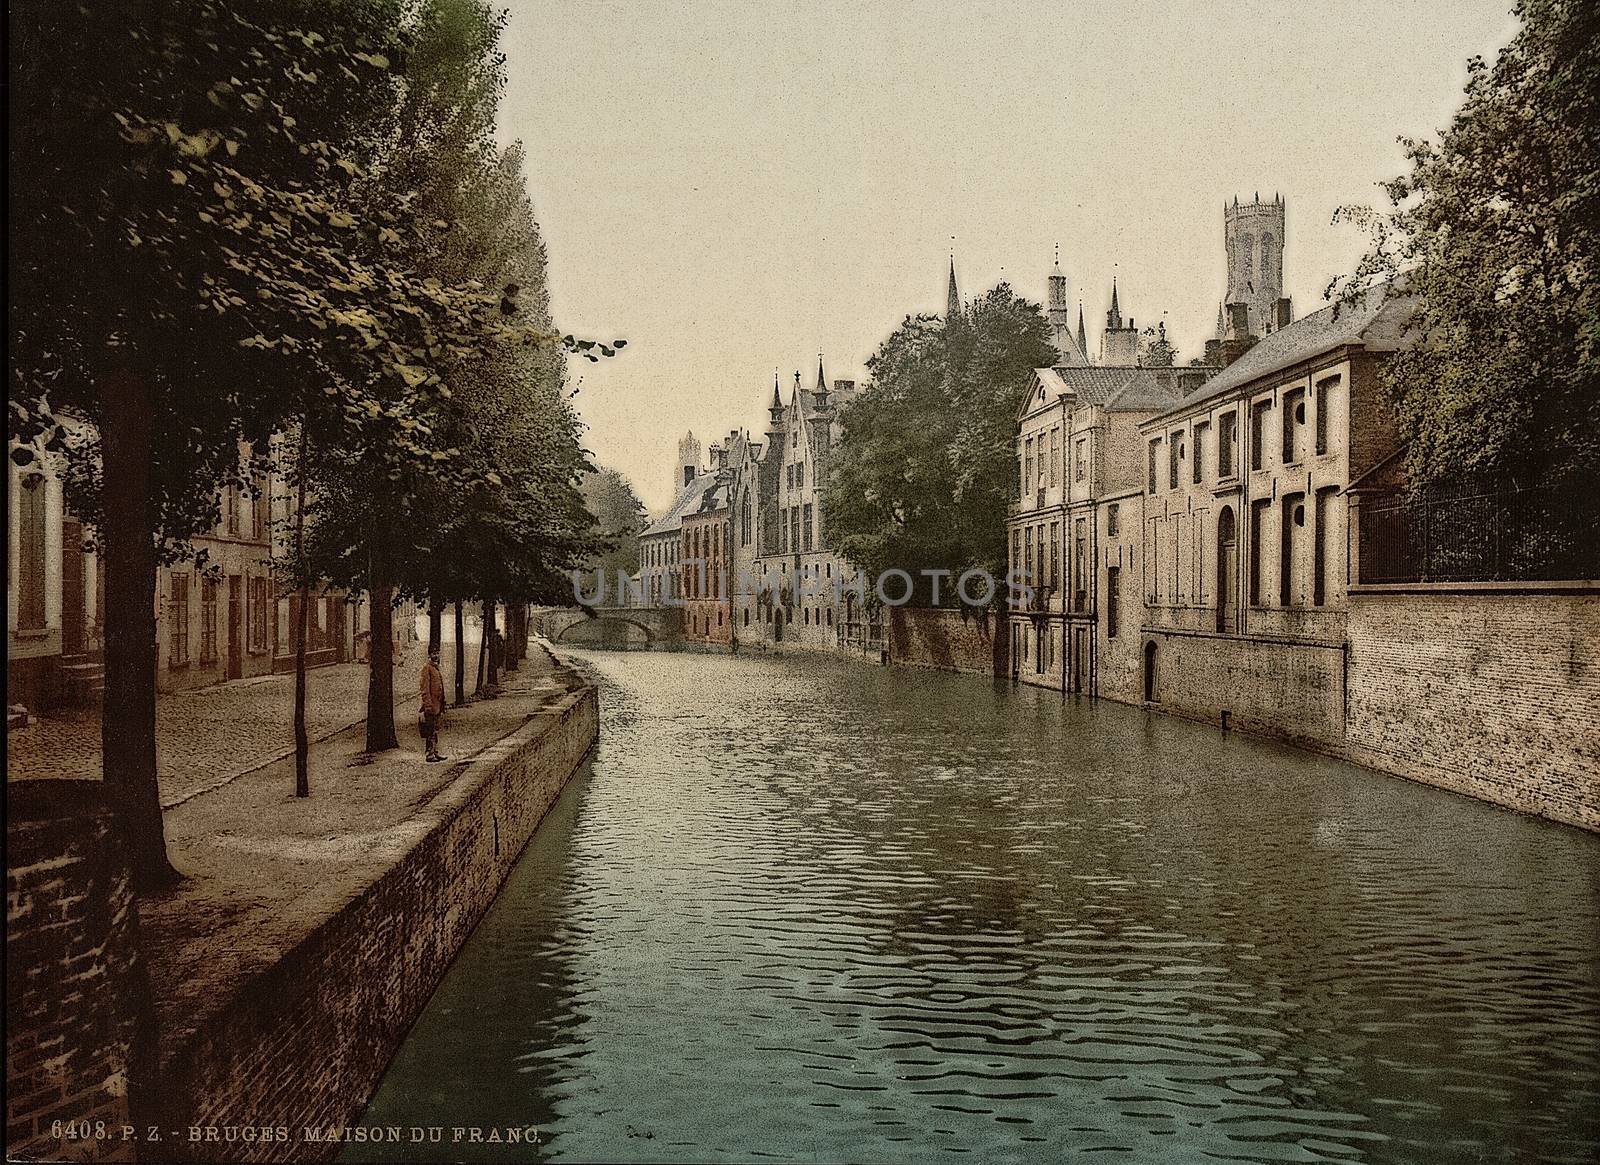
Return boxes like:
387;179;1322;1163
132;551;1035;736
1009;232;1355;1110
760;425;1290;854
6;781;152;1165
887;607;1009;677
150;681;598;1161
1135;629;1348;748
1343;586;1600;832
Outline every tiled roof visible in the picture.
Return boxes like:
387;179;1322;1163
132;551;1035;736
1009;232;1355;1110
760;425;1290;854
1155;282;1412;419
641;472;717;538
1025;366;1182;416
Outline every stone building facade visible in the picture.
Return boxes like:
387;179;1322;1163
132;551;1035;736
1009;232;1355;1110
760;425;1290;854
1130;284;1413;730
1006;364;1184;693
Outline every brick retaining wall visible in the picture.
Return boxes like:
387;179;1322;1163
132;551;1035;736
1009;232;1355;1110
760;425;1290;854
1344;587;1600;832
148;682;598;1161
6;782;153;1164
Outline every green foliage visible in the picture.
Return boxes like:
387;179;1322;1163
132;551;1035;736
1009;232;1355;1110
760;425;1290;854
1334;0;1600;490
821;285;1058;605
579;467;648;578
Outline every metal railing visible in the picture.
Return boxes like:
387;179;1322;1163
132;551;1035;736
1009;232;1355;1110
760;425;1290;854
1358;483;1598;584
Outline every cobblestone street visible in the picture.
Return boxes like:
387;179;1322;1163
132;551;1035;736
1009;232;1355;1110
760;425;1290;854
5;628;497;807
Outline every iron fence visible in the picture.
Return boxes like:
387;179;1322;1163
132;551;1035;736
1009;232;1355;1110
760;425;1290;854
1358;484;1598;584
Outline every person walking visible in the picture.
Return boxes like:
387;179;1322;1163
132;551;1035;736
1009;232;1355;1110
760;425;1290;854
419;648;447;762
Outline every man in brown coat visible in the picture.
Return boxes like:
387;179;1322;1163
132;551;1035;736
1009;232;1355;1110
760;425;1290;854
419;648;447;762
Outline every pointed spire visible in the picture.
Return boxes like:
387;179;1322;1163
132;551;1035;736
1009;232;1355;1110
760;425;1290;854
791;369;801;406
1110;276;1120;315
1077;302;1088;362
1216;302;1226;338
816;353;826;392
770;369;782;412
946;256;960;319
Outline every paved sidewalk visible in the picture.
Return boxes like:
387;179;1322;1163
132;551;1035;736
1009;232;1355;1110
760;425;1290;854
139;645;585;1064
5;631;498;807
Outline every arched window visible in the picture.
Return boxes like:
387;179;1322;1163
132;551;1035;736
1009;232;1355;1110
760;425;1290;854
1241;233;1254;284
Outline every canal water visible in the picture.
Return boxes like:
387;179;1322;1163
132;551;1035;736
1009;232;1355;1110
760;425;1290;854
349;649;1600;1163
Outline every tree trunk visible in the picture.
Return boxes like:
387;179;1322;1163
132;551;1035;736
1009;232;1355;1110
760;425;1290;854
99;371;179;889
504;603;520;672
365;581;399;752
474;598;489;695
486;598;499;689
427;595;443;655
453;599;466;707
293;421;310;798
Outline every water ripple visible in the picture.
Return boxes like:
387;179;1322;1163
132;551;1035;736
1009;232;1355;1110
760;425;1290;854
352;650;1600;1164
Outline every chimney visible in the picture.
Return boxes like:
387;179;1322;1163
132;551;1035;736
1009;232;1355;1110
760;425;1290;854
1275;298;1293;331
1225;302;1252;341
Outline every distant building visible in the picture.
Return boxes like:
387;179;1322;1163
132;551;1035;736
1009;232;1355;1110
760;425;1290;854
1007;365;1185;692
1205;194;1294;367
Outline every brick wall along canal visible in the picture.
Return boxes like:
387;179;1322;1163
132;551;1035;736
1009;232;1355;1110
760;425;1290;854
349;649;1600;1164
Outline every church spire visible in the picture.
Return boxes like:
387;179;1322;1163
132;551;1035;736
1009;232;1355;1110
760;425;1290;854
815;353;827;392
1077;302;1088;363
1106;277;1123;330
946;257;960;319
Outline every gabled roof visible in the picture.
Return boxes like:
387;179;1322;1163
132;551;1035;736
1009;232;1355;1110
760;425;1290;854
641;472;718;538
1019;365;1182;420
1156;282;1414;420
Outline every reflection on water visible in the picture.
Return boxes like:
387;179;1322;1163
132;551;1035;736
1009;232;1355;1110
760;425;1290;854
350;649;1600;1163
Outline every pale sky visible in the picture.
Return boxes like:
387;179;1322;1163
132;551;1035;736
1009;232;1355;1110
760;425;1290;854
499;0;1519;513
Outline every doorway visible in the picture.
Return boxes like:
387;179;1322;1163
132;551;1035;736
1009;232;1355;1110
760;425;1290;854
1143;640;1158;703
1072;627;1087;694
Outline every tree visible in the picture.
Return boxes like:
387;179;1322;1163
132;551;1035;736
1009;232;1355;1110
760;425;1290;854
579;467;647;580
821;284;1058;604
1334;0;1600;491
9;0;418;886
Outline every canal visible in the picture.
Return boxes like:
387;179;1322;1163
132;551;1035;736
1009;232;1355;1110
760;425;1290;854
350;649;1600;1163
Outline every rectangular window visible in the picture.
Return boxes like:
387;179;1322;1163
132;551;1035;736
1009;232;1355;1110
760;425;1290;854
1250;401;1271;471
1075;438;1086;483
1192;422;1209;484
1282;388;1305;464
1107;503;1120;538
250;576;269;651
1048;522;1060;589
1281;492;1304;606
225;484;240;535
1106;565;1120;638
797;461;805;488
1169;430;1182;490
1248;501;1268;606
200;577;219;663
802;503;813;552
1148;438;1160;493
169;573;191;665
791;508;801;555
1024;438;1034;500
1036;526;1046;593
1314;487;1338;606
1024;523;1034;585
251;475;268;541
1073;518;1088;611
1218;411;1236;477
1315;376;1338;456
17;473;48;630
1049;428;1060;489
1011;528;1021;577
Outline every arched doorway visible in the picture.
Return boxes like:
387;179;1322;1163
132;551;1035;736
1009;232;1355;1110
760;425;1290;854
1216;506;1237;633
1143;640;1158;703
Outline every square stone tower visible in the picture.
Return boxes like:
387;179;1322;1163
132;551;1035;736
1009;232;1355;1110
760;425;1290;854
1221;193;1290;339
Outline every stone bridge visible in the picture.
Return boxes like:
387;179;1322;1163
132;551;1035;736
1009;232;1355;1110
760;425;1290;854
531;606;683;650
